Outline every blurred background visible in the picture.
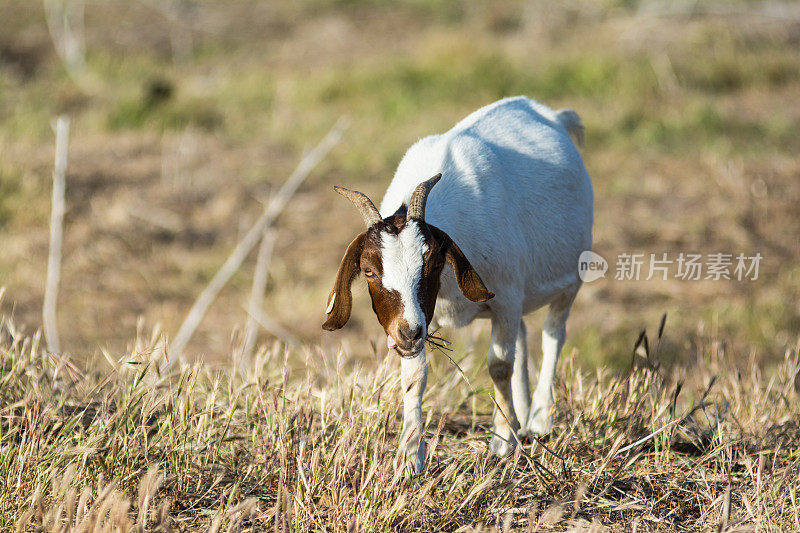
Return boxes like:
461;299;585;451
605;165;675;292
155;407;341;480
0;0;798;370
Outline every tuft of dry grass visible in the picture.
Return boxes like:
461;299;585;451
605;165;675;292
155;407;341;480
2;311;798;532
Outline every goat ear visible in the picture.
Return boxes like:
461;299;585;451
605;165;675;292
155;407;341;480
429;225;494;303
323;232;366;331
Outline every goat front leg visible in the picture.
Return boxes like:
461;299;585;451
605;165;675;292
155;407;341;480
395;349;428;476
487;314;521;457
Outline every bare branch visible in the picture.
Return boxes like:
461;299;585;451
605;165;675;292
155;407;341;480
165;118;348;370
44;115;70;354
126;199;183;233
44;0;93;91
239;229;276;374
246;305;300;351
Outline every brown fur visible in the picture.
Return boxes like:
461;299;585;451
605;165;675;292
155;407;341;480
322;232;366;331
323;208;494;351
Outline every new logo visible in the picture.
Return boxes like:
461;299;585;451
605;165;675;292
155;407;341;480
578;251;608;282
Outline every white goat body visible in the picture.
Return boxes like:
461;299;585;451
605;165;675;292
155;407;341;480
326;96;593;474
381;97;593;329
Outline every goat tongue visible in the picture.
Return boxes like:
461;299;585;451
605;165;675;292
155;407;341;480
387;335;397;349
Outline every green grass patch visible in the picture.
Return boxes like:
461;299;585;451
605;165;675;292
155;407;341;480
308;51;654;122
589;101;799;154
107;77;222;131
672;45;800;94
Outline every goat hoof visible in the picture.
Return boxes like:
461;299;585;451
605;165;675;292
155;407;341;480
489;435;515;457
526;409;553;437
517;427;533;441
395;441;426;478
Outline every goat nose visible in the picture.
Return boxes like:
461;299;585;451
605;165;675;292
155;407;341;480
399;325;423;344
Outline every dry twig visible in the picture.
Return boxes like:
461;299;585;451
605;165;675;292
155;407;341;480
43;115;69;354
43;0;92;91
240;228;277;372
166;118;348;368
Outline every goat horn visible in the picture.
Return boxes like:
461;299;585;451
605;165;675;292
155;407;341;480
334;186;383;227
407;173;442;220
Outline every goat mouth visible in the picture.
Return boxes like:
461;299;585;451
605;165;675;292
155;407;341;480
392;342;424;358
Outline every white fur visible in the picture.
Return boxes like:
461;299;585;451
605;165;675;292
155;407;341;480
380;220;428;334
378;97;594;474
396;350;427;476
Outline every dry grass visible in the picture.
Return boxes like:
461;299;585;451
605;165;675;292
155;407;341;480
2;308;798;531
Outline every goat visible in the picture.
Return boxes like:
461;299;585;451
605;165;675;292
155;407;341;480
323;96;593;475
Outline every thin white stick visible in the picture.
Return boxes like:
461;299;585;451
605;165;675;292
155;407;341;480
44;0;90;90
614;418;680;456
44;116;70;354
239;229;277;373
166;118;348;369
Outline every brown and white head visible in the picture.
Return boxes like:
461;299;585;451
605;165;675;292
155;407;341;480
322;173;494;357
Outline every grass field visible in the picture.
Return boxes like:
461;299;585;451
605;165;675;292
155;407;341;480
1;0;799;531
2;311;799;531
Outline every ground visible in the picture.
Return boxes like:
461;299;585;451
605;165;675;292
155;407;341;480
0;0;799;531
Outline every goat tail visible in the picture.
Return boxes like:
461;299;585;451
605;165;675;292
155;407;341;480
555;109;585;148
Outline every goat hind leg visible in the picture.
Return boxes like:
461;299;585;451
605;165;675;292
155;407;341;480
527;290;576;437
511;319;531;434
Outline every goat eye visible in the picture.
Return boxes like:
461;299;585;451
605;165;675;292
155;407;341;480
364;269;375;278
